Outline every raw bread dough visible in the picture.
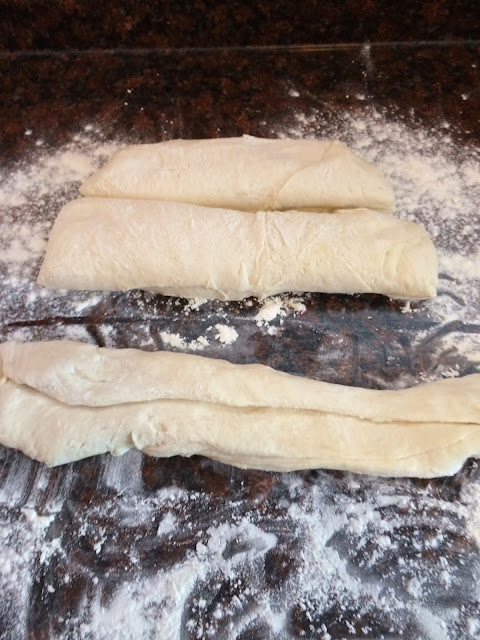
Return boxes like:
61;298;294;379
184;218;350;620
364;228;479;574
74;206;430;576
2;340;479;423
37;199;437;300
79;135;395;212
1;340;479;477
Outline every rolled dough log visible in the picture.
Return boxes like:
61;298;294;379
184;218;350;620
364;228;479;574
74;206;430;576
0;341;479;477
37;198;437;300
79;135;395;212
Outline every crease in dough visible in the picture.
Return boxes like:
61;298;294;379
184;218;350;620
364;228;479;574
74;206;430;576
0;340;479;478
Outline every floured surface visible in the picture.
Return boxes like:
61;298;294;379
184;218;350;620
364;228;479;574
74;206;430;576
1;104;480;638
1;454;479;639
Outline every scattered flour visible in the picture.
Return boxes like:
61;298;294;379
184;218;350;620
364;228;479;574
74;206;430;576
214;324;238;345
185;298;209;311
254;297;306;327
0;127;123;342
159;331;209;352
1;465;478;639
156;511;177;537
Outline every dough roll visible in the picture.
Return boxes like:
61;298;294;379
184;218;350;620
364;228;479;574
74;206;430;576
37;198;438;300
79;135;395;212
1;341;479;477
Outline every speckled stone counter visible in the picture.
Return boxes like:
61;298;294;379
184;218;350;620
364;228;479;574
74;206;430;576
1;1;479;51
2;43;479;163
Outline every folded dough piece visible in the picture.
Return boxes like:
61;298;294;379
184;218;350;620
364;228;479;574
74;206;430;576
0;341;479;477
79;135;395;212
37;198;437;300
2;341;479;423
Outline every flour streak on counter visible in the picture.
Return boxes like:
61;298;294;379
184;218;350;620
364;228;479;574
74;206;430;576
1;456;479;639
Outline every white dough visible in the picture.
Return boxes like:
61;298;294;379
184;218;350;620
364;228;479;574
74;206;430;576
37;199;437;300
79;135;395;212
2;340;480;422
1;341;479;477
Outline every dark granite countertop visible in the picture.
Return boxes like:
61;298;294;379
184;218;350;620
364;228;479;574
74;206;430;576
1;0;479;51
2;43;479;164
1;41;480;639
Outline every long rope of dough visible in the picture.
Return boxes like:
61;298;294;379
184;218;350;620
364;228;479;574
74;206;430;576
1;341;479;477
79;135;395;212
37;199;437;300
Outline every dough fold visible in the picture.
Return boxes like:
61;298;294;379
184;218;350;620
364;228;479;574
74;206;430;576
0;341;479;477
37;199;437;300
79;135;395;212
